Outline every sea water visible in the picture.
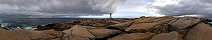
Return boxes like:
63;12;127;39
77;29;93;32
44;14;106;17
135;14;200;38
0;18;96;30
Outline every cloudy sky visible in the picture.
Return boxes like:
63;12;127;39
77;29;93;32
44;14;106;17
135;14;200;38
0;0;212;18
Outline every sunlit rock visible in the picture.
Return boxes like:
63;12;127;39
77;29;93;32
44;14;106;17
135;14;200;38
108;32;154;40
108;21;134;30
88;28;121;38
170;17;201;31
63;25;95;38
151;31;183;40
184;23;212;40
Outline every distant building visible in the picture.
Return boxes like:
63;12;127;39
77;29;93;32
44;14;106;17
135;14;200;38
140;16;145;18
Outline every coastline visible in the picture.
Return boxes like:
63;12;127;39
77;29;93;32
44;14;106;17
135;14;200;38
0;16;211;40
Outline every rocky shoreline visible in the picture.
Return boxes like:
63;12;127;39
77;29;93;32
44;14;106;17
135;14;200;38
0;16;212;40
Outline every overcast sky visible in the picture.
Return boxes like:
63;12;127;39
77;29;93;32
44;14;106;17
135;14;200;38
0;0;212;18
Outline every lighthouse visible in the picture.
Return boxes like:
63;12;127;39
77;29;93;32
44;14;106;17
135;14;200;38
110;13;112;18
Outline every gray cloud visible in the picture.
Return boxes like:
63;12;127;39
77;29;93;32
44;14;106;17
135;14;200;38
152;0;212;19
0;0;127;18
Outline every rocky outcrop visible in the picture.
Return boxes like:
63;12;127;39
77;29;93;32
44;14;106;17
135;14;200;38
170;18;201;31
184;23;212;40
0;28;30;40
78;19;127;27
63;25;95;39
108;21;134;30
151;31;183;40
108;32;154;40
0;17;211;40
36;23;73;31
125;23;159;32
88;28;121;38
125;23;169;34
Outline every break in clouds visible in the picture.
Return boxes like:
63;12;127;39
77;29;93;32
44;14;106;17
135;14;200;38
0;0;128;18
152;0;212;19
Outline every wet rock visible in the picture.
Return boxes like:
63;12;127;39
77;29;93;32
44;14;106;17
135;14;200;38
36;23;73;31
108;32;154;40
108;22;134;30
88;28;121;38
151;31;183;40
63;25;95;38
184;23;212;40
170;18;201;31
37;24;57;30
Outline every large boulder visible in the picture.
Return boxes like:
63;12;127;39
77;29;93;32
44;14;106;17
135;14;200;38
63;25;95;39
125;23;158;33
88;28;121;38
151;31;183;40
151;23;170;34
12;28;32;38
184;23;212;40
108;22;134;30
170;18;201;31
31;29;60;40
0;28;30;40
108;32;154;40
125;23;169;34
31;31;48;40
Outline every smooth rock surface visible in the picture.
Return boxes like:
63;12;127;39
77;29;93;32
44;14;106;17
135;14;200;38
63;25;95;38
108;32;154;40
108;22;134;30
184;23;212;40
88;28;121;38
171;18;201;30
151;31;183;40
0;28;30;40
125;23;162;33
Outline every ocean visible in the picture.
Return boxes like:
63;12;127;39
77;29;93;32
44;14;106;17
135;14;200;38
0;18;98;30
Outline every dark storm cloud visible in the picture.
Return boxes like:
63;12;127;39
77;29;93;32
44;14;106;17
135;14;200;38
0;0;127;18
152;0;212;19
